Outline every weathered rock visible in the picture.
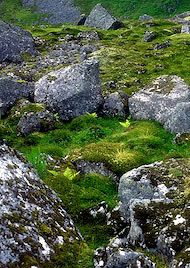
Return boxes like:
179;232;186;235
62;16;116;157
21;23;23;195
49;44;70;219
118;159;190;261
77;30;100;41
34;59;103;121
22;0;81;25
84;4;123;30
143;31;156;42
139;14;153;21
94;247;156;268
129;75;190;133
79;201;108;223
173;12;190;23
74;159;119;183
101;91;129;118
181;24;190;34
0;75;34;116
17;110;57;135
154;40;171;50
0;20;36;63
0;144;81;267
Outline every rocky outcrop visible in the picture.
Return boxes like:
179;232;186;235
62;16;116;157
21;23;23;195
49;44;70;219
17;110;57;135
96;158;190;267
22;0;81;24
0;20;36;63
101;91;129;118
84;4;123;30
129;75;190;133
34;59;103;121
0;75;34;116
0;144;81;267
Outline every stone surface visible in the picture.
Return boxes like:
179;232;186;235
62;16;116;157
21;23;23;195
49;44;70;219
77;30;100;41
118;158;190;262
139;14;153;21
129;75;190;133
173;12;190;23
0;75;34;116
143;31;156;42
22;0;81;24
101;91;129;118
0;20;36;63
17;110;57;135
84;4;123;30
34;59;103;121
181;24;190;34
0;144;81;267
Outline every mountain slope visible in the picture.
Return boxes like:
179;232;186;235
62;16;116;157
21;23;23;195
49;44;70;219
75;0;190;18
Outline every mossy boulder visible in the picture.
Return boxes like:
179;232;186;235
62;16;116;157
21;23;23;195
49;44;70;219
0;144;82;267
129;75;190;133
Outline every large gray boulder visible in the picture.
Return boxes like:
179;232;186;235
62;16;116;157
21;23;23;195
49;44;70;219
34;59;103;121
22;0;81;24
129;75;190;133
0;144;81;267
0;75;34;116
0;20;36;63
118;159;190;263
84;4;123;30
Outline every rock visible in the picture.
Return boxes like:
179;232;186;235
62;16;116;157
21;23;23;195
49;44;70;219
118;158;190;261
17;110;57;135
79;201;108;223
181;24;190;34
77;30;100;41
139;14;153;21
94;247;156;268
0;20;36;63
74;159;119;183
22;0;81;25
0;144;81;267
106;205;126;234
154;40;171;50
101;91;129;118
143;31;156;42
34;59;103;121
84;4;123;30
0;75;34;116
129;75;190;133
173;12;190;23
77;15;86;25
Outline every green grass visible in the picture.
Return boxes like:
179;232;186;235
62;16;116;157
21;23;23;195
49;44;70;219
75;0;190;19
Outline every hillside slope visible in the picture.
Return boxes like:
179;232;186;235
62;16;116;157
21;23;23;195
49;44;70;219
75;0;190;18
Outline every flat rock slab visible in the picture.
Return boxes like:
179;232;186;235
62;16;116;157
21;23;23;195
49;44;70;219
34;59;103;121
0;144;81;267
0;20;36;63
129;75;190;133
85;4;122;30
22;0;81;24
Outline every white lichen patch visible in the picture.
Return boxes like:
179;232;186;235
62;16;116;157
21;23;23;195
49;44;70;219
173;215;186;225
0;145;81;267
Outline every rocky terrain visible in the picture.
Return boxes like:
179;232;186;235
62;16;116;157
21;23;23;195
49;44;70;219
0;1;190;268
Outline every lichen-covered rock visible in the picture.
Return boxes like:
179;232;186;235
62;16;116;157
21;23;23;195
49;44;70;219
94;246;156;268
118;158;190;262
22;0;81;25
0;144;81;267
129;75;190;133
17;110;57;135
79;201;108;223
0;20;36;63
84;4;123;30
77;30;100;41
0;75;34;116
181;24;190;34
34;59;103;121
101;91;129;118
143;31;157;42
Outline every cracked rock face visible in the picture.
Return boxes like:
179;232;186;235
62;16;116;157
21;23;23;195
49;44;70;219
0;144;81;267
0;20;36;63
34;59;103;121
22;0;81;25
129;75;190;133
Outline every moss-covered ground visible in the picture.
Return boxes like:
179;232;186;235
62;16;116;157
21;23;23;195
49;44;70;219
0;17;190;268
